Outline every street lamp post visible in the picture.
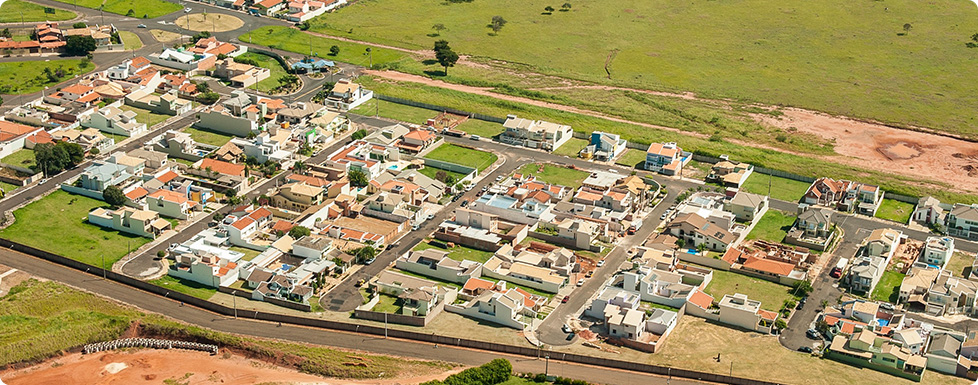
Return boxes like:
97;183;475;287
232;291;237;318
544;355;550;379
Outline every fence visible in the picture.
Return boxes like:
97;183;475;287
375;94;507;124
0;224;786;385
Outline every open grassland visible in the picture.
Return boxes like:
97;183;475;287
0;59;93;94
0;0;76;23
517;163;589;188
356;77;976;203
425;143;497;171
351;99;437;124
746;210;796;243
235;52;289;94
0;190;149;267
875;198;914;224
308;0;978;140
702;267;796;312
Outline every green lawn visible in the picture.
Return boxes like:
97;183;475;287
100;0;182;19
0;59;94;95
551;137;587;158
945;252;975;278
229;246;262;262
740;173;812;202
413;240;494;263
425;143;497;172
0;181;20;197
306;0;978;141
870;270;905;303
148;274;217;300
746;210;796;243
417;165;467;183
516;163;589;188
1;148;34;169
703;267;796;312
0;0;76;23
118;31;143;50
183;126;235;146
457;119;504;138
242;26;411;70
371;293;402;313
0;190;149;268
875;198;914;224
615;148;648;169
351;99;437;124
235;52;289;94
118;105;169;128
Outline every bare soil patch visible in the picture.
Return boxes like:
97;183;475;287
176;13;245;33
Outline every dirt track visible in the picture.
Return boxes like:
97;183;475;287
0;350;458;385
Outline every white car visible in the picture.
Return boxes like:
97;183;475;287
576;278;585;286
184;8;192;13
597;259;605;267
562;324;572;333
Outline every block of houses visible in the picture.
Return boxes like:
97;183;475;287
717;293;778;334
723;191;768;222
666;212;735;252
785;207;835;251
447;278;538;329
920;237;955;270
189;37;245;57
395;248;484;284
88;207;172;239
500;114;573;152
644;142;690;176
230;132;291;164
706;160;754;188
481;250;568;294
325;79;372;111
913;196;946;227
580;131;626;161
253;0;287;15
825;329;927;381
620;267;699;309
223;207;274;247
169;252;240;288
803;177;883;216
327;139;399;179
925;270;978;317
286;0;342;22
146;189;200;219
81;106;147;137
125;89;192;116
946;203;978;242
469;192;555;226
213;58;271;88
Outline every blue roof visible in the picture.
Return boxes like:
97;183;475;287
291;59;334;70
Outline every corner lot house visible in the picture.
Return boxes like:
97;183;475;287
500;115;573;152
947;203;978;241
325;79;372;111
88;207;172;239
645;142;690;176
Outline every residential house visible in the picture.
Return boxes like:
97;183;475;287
449;279;535;329
921;237;955;270
73;160;132;194
825;330;927;381
892;328;926;355
718;293;778;334
666;213;735;252
500;114;573;152
926;332;966;375
847;255;889;296
620;267;699;309
223;207;274;247
325;79;372;111
125;89;191;116
213;58;271;88
724;191;768;222
286;0;339;22
369;270;454;318
803;177;883;215
899;266;941;305
580;131;627;161
396;129;438;154
146;189;199;220
396;248;483;284
706;160;754;188
230;132;291;164
468;193;555;226
81;106;147;137
153;130;214;161
926;270;978;317
148;48;217;73
327;139;399;179
947;204;978;241
270;182;325;212
785;207;836;251
88;207;171;239
481;253;567;293
865;228;902;260
644;142;690;176
278;102;325;126
169;252;240;288
291;236;333;261
195;158;246;178
554;218;600;250
189;37;244;57
364;124;410;146
253;0;287;15
913;196;945;227
0;120;42;159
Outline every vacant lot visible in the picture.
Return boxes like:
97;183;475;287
0;190;149;267
150;29;182;43
414;239;494;263
308;0;978;140
351;99;436;124
119;105;169;128
457;119;504;138
517;163;589;188
425;143;497;171
875;198;914;224
0;59;93;94
148;274;216;300
118;31;142;50
552;137;587;158
746;210;796;243
183;126;234;146
703;267;795;312
945;252;975;278
234;52;288;93
615;148;647;169
871;270;906;303
418;165;466;185
741;173;811;203
0;0;75;23
1;149;34;169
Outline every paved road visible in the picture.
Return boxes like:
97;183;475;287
0;242;706;385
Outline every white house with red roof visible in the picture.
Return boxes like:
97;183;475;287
286;0;341;22
223;207;274;247
146;189;200;220
395;128;438;154
447;278;538;329
803;177;883;215
169;251;240;288
645;142;691;176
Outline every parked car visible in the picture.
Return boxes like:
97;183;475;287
365;258;376;265
184;7;192;13
880;302;895;311
829;267;842;278
597;259;605;267
806;329;821;340
798;346;813;353
470;135;481;141
586;271;594;278
561;295;569;303
355;279;365;287
495;175;504;182
576;278;585;286
660;213;668;220
427;214;435;220
137;24;147;28
412;224;420;231
460;200;469;207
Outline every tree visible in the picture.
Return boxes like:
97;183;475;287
193;80;210;94
292;160;307;173
225;188;241;204
434;40;450;52
197;92;220;105
34;142;72;175
65;35;96;56
431;23;446;36
157;250;166;259
675;238;686;249
289;225;311;238
351;129;368;140
903;23;912;35
489;16;507;35
329;45;340;56
277;74;300;89
774;319;787;331
348;169;368;187
351;246;377;262
435;43;459;75
0;29;10;39
544;6;555;14
126;9;134;17
792;280;814;297
72;22;87;28
103;185;126;207
59;141;84;165
191;31;211;43
561;3;572;11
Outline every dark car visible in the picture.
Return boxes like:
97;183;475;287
798;346;813;353
830;267;842;278
806;329;821;339
460;200;469;207
561;295;570;303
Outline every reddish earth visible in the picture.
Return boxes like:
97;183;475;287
0;350;459;385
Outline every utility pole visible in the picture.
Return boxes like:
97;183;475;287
365;48;372;69
232;291;237;318
384;312;388;338
544;355;550;379
101;253;105;279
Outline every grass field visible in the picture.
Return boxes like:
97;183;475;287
425;143;497;171
100;0;182;19
517;163;589;188
0;190;149;267
741;173;811;202
351;99;437;124
746;210;796;243
413;240;494;263
119;105;169;128
234;52;288;94
1;148;34;169
229;246;262;261
875;198;914;224
0;181;20;197
0;0;76;23
871;270;906;303
306;0;978;140
551;137;587;158
945;252;975;277
148;274;217;300
370;293;402;313
0;59;94;94
615;148;647;169
703;267;796;312
183;126;235;146
175;13;244;32
418;165;466;184
243;26;410;70
118;31;142;50
457;119;504;138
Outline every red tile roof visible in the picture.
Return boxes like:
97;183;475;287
125;187;149;200
199;158;245;177
26;131;53;145
148;189;192;205
156;171;179;184
130;56;151;68
742;256;796;277
688;290;714;310
272;220;294;233
463;278;495;293
61;83;93;95
230;216;255;230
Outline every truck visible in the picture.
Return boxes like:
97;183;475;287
830;257;849;278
